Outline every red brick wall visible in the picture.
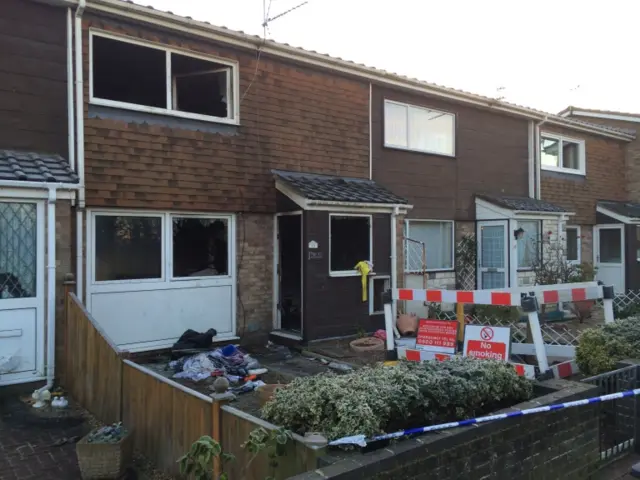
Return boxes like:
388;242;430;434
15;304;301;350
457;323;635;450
82;15;370;212
540;126;627;225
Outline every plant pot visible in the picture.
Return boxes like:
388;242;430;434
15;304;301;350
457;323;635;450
349;336;385;352
257;384;286;406
396;313;418;336
76;430;133;479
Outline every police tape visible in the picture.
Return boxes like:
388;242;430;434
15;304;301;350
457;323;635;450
328;387;640;447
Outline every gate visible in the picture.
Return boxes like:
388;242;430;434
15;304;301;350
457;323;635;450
582;364;640;462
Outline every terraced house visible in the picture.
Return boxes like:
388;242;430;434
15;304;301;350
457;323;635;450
1;0;637;389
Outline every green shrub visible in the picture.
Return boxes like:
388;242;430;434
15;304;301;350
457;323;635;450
576;317;640;375
261;358;533;441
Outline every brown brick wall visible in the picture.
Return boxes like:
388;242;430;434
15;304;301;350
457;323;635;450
540;126;627;225
236;213;273;343
82;15;370;212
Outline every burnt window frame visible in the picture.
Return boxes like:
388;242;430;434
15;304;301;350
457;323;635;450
89;30;239;125
328;213;373;276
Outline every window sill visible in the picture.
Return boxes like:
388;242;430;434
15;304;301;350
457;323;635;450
383;143;455;158
370;311;384;316
89;97;239;126
541;166;585;176
405;269;455;274
517;268;534;272
330;271;363;278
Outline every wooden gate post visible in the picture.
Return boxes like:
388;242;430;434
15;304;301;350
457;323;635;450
211;390;235;478
61;273;76;386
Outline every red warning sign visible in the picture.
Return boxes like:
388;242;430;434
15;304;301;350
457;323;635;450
416;319;458;354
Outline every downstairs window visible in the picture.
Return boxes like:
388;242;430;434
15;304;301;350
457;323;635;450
330;215;371;274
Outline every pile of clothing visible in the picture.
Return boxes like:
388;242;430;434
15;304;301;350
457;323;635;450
169;344;263;384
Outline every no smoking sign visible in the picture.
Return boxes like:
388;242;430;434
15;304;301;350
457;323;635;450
480;327;494;341
463;325;511;362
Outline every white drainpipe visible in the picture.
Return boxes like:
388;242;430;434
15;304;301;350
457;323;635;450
390;206;399;319
66;8;75;173
534;116;549;200
75;0;86;302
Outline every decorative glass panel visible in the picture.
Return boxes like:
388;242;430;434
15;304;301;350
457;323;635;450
0;203;37;299
481;225;504;269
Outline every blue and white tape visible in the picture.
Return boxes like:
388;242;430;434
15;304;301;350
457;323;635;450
328;387;640;447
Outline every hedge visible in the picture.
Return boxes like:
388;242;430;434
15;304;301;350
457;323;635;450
576;317;640;376
261;358;533;441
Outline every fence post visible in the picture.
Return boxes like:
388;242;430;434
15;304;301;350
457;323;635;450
61;274;76;387
211;391;235;478
521;294;549;373
602;285;615;324
382;290;397;362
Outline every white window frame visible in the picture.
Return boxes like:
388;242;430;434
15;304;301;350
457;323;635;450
516;219;541;270
404;219;455;273
89;210;234;288
540;132;586;175
329;213;373;277
565;225;581;264
89;30;240;125
383;99;456;157
369;275;390;315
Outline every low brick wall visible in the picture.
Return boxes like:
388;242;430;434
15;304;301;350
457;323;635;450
291;379;600;480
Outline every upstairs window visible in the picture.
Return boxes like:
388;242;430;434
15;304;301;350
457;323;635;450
90;32;237;123
384;100;455;156
540;133;585;175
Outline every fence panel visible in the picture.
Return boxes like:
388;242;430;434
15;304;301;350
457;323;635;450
63;293;122;424
582;364;639;462
121;361;214;475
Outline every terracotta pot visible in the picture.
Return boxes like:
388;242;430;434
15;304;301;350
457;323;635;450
350;337;385;352
397;313;419;336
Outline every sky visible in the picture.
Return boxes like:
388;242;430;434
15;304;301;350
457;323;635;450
138;0;639;114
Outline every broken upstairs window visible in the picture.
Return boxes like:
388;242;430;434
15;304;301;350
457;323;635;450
91;33;235;121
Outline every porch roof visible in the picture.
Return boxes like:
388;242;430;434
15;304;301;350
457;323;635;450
598;200;640;222
0;150;79;184
272;170;408;205
476;194;568;213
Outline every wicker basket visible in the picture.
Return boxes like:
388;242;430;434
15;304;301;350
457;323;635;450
76;430;133;479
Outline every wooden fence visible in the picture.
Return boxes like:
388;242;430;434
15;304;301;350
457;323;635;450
60;292;325;479
60;293;123;424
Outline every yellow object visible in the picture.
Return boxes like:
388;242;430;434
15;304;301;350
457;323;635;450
354;260;371;302
383;361;399;367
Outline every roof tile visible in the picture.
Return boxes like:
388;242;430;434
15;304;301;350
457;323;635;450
477;194;567;213
0;150;79;184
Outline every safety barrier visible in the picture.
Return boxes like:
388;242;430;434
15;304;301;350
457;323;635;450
329;386;640;447
384;282;616;376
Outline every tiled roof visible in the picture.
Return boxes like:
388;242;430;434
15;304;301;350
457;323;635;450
273;170;408;205
0;150;79;183
477;194;568;213
598;200;640;220
99;1;632;140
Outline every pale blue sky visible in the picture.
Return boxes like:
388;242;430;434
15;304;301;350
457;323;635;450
139;0;638;114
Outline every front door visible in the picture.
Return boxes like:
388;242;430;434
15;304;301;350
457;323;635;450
477;221;508;289
276;213;303;334
0;200;44;385
595;225;625;293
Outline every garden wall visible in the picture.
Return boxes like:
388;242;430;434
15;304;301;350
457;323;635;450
291;379;600;480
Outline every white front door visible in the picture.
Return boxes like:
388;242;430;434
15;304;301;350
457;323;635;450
477;221;508;289
0;200;45;385
595;225;625;293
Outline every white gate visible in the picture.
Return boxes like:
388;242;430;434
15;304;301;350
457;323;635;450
0;200;45;385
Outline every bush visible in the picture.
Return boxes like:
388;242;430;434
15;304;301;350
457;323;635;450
261;358;533;441
576;317;640;375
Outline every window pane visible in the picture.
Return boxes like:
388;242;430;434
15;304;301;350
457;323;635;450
599;228;622;263
173;217;228;277
407;221;453;270
384;102;408;147
480;225;504;269
172;53;230;118
92;36;166;108
566;228;579;261
0;203;37;298
330;216;370;272
372;277;389;312
408;107;454;155
562;141;580;170
517;221;539;268
95;216;162;281
541;137;560;167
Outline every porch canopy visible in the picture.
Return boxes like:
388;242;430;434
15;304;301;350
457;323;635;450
597;200;640;224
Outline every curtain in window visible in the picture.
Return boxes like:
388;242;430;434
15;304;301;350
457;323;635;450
517;220;540;268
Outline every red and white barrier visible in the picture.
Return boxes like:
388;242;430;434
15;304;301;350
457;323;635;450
394;288;521;306
550;359;579;379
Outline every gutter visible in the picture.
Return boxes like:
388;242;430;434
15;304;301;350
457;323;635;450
83;0;633;142
305;199;412;211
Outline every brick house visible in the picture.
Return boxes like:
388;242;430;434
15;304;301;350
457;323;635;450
370;84;632;316
557;107;639;291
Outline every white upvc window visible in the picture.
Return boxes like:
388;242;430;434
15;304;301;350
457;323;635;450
92;212;232;284
329;214;372;276
540;133;586;175
517;220;541;269
89;31;240;125
405;220;454;272
384;100;456;156
370;275;390;315
565;226;581;264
